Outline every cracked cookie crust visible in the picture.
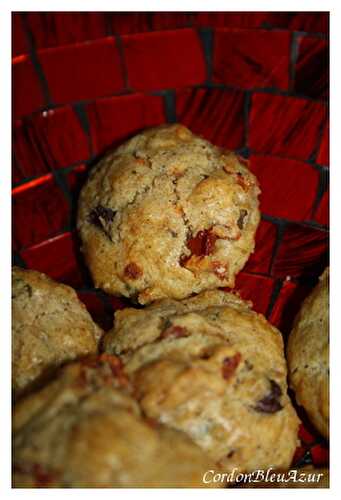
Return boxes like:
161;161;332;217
77;124;261;304
103;290;300;472
12;267;102;398
287;268;329;439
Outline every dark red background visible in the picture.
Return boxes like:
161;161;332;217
12;11;329;467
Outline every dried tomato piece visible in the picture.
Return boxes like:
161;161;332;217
187;229;218;257
160;325;188;340
79;354;129;387
222;353;242;380
124;263;143;280
180;228;219;267
253;379;283;414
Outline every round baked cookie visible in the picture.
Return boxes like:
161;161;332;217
104;290;300;472
12;267;102;398
287;268;329;439
77;124;261;304
13;355;219;488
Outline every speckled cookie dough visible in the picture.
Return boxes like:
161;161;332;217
13;355;220;488
287;268;329;439
77;124;261;304
12;267;102;398
104;290;300;472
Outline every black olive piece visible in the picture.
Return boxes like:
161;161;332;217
253;379;283;414
88;205;116;227
237;209;248;230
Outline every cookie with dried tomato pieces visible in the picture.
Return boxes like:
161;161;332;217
77;124;260;304
12;267;102;398
13;355;220;488
103;290;300;472
287;268;329;439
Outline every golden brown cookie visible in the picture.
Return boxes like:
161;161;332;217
13;355;220;488
287;268;329;439
104;290;300;472
12;267;102;398
77;124;260;304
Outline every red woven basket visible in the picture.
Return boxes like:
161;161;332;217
12;11;329;468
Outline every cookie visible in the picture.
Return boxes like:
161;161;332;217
13;354;220;488
77;124;260;304
12;267;102;398
287;268;329;439
104;290;300;472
